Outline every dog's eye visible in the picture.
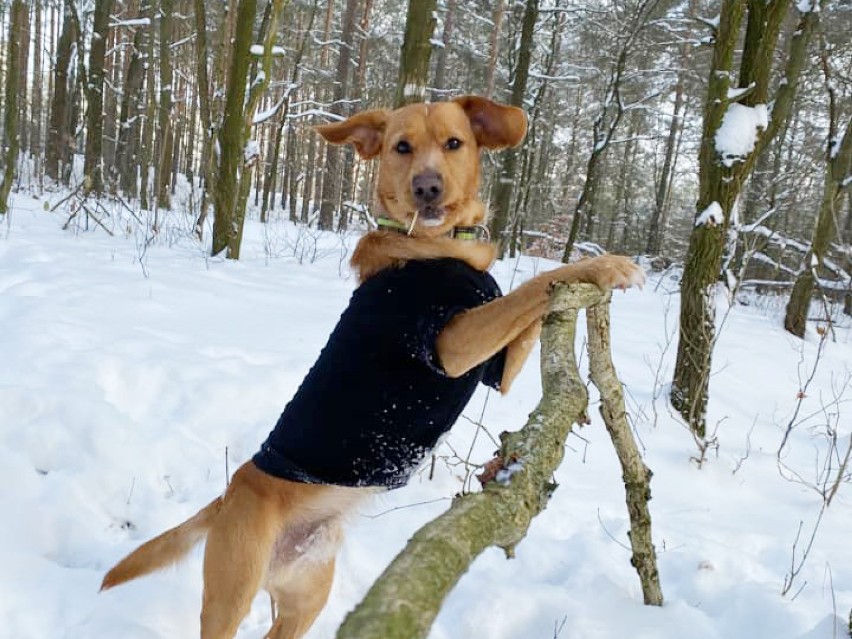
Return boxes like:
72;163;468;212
445;138;462;150
395;140;412;154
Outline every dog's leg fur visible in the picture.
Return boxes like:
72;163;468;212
500;320;542;394
199;464;287;639
437;256;644;382
265;552;339;638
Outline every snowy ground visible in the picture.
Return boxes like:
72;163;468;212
1;193;850;639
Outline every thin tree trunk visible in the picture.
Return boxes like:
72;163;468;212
17;2;30;158
319;0;359;231
646;79;685;255
212;0;287;258
784;110;852;335
139;0;157;211
0;0;23;215
484;0;505;99
46;5;76;183
83;0;114;196
395;0;437;107
301;130;317;223
431;0;456;97
31;1;44;167
489;0;538;252
116;6;150;198
262;0;318;223
156;0;175;209
192;0;214;238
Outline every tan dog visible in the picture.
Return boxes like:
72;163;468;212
101;96;644;639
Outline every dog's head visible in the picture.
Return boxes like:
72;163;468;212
315;97;527;237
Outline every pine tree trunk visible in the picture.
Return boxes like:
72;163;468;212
212;0;286;258
156;0;175;210
116;5;150;198
212;0;258;257
431;0;456;97
192;0;214;238
31;1;44;167
17;3;30;157
301;131;317;224
102;16;119;180
395;0;437;107
83;0;114;196
646;79;685;255
489;0;538;251
262;2;318;223
0;0;23;215
484;0;505;99
784;114;852;336
319;0;358;231
139;0;157;210
46;5;75;183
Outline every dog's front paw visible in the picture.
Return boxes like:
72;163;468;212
563;255;646;291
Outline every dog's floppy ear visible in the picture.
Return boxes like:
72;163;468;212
314;109;390;159
453;96;527;150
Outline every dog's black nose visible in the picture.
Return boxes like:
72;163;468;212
412;171;443;206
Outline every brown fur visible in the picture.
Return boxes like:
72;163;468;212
101;96;644;639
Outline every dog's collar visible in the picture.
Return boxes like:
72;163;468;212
376;216;490;242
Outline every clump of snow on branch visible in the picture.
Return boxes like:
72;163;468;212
695;201;723;227
715;103;768;167
244;140;260;163
795;0;819;13
249;44;287;56
495;460;525;486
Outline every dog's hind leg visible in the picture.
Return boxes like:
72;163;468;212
263;518;344;639
199;465;285;639
265;556;337;639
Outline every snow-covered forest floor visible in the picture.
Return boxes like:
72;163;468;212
1;192;850;639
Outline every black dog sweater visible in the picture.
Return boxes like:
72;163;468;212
252;257;506;489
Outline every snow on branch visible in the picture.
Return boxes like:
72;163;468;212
715;103;768;167
109;18;151;28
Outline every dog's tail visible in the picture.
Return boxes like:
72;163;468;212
101;497;223;591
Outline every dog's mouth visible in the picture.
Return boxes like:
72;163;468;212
416;205;446;227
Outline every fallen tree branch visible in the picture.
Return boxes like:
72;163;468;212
587;294;663;605
336;283;661;638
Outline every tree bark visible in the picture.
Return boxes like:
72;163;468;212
212;0;286;258
83;0;114;196
116;5;150;197
0;0;23;215
395;0;437;107
157;0;175;209
484;0;505;99
191;0;214;237
646;78;685;255
431;0;456;97
46;5;76;183
489;0;538;251
318;0;359;231
783;111;852;336
212;0;259;257
31;1;44;165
